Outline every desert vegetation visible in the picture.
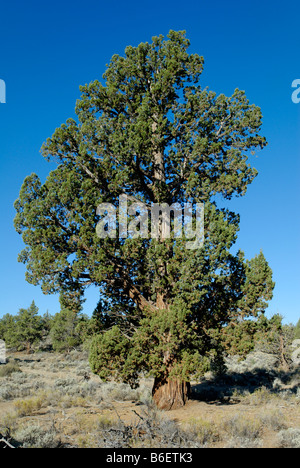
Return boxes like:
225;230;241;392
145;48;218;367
0;322;299;448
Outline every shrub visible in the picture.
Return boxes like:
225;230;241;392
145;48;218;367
50;309;81;352
223;414;263;447
0;384;15;400
109;383;139;401
246;386;273;405
54;377;77;387
225;437;262;448
88;404;202;448
14;396;43;416
15;424;61;448
97;415;114;430
186;418;219;445
223;414;262;441
259;410;287;431
277;428;300;448
1;302;44;352
0;361;21;377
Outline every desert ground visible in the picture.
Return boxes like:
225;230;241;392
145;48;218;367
0;349;299;448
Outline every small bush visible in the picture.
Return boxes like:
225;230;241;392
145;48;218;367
223;414;262;441
0;412;18;434
96;382;141;403
246;386;273;405
53;377;78;388
0;361;21;377
277;428;300;448
0;383;16;400
15;423;61;448
259;410;287;431
14;396;43;416
110;383;139;402
186;418;219;445
97;415;114;430
225;437;262;448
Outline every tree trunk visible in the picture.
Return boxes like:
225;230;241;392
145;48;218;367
152;375;190;411
26;341;31;354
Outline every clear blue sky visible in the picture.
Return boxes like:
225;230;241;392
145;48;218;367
0;0;299;324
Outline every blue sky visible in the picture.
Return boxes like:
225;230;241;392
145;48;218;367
0;0;299;324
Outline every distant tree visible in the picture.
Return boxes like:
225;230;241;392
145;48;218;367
50;309;81;352
49;291;83;352
10;301;43;353
294;319;300;340
75;316;100;347
221;250;275;359
0;313;17;347
222;314;293;370
41;310;53;336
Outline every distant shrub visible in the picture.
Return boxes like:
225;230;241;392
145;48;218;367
0;361;21;377
277;428;300;448
97;415;114;430
223;414;262;441
246;386;273;405
186;418;219;445
53;377;78;389
109;383;139;401
225;437;262;448
50;309;82;352
259;410;287;431
0;383;16;400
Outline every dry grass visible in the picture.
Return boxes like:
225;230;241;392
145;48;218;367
0;349;299;448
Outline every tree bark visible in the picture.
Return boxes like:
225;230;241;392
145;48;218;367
152;375;190;410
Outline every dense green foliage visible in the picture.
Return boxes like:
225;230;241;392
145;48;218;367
0;306;297;370
221;314;295;365
294;319;300;339
13;31;277;400
0;301;47;352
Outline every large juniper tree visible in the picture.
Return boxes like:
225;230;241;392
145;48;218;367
14;31;274;409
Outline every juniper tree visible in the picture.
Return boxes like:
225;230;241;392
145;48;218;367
14;31;274;409
16;301;44;353
49;291;83;352
1;301;43;353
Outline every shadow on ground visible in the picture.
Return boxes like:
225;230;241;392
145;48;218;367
191;367;300;403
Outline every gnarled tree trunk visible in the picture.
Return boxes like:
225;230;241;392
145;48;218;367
152;375;190;410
